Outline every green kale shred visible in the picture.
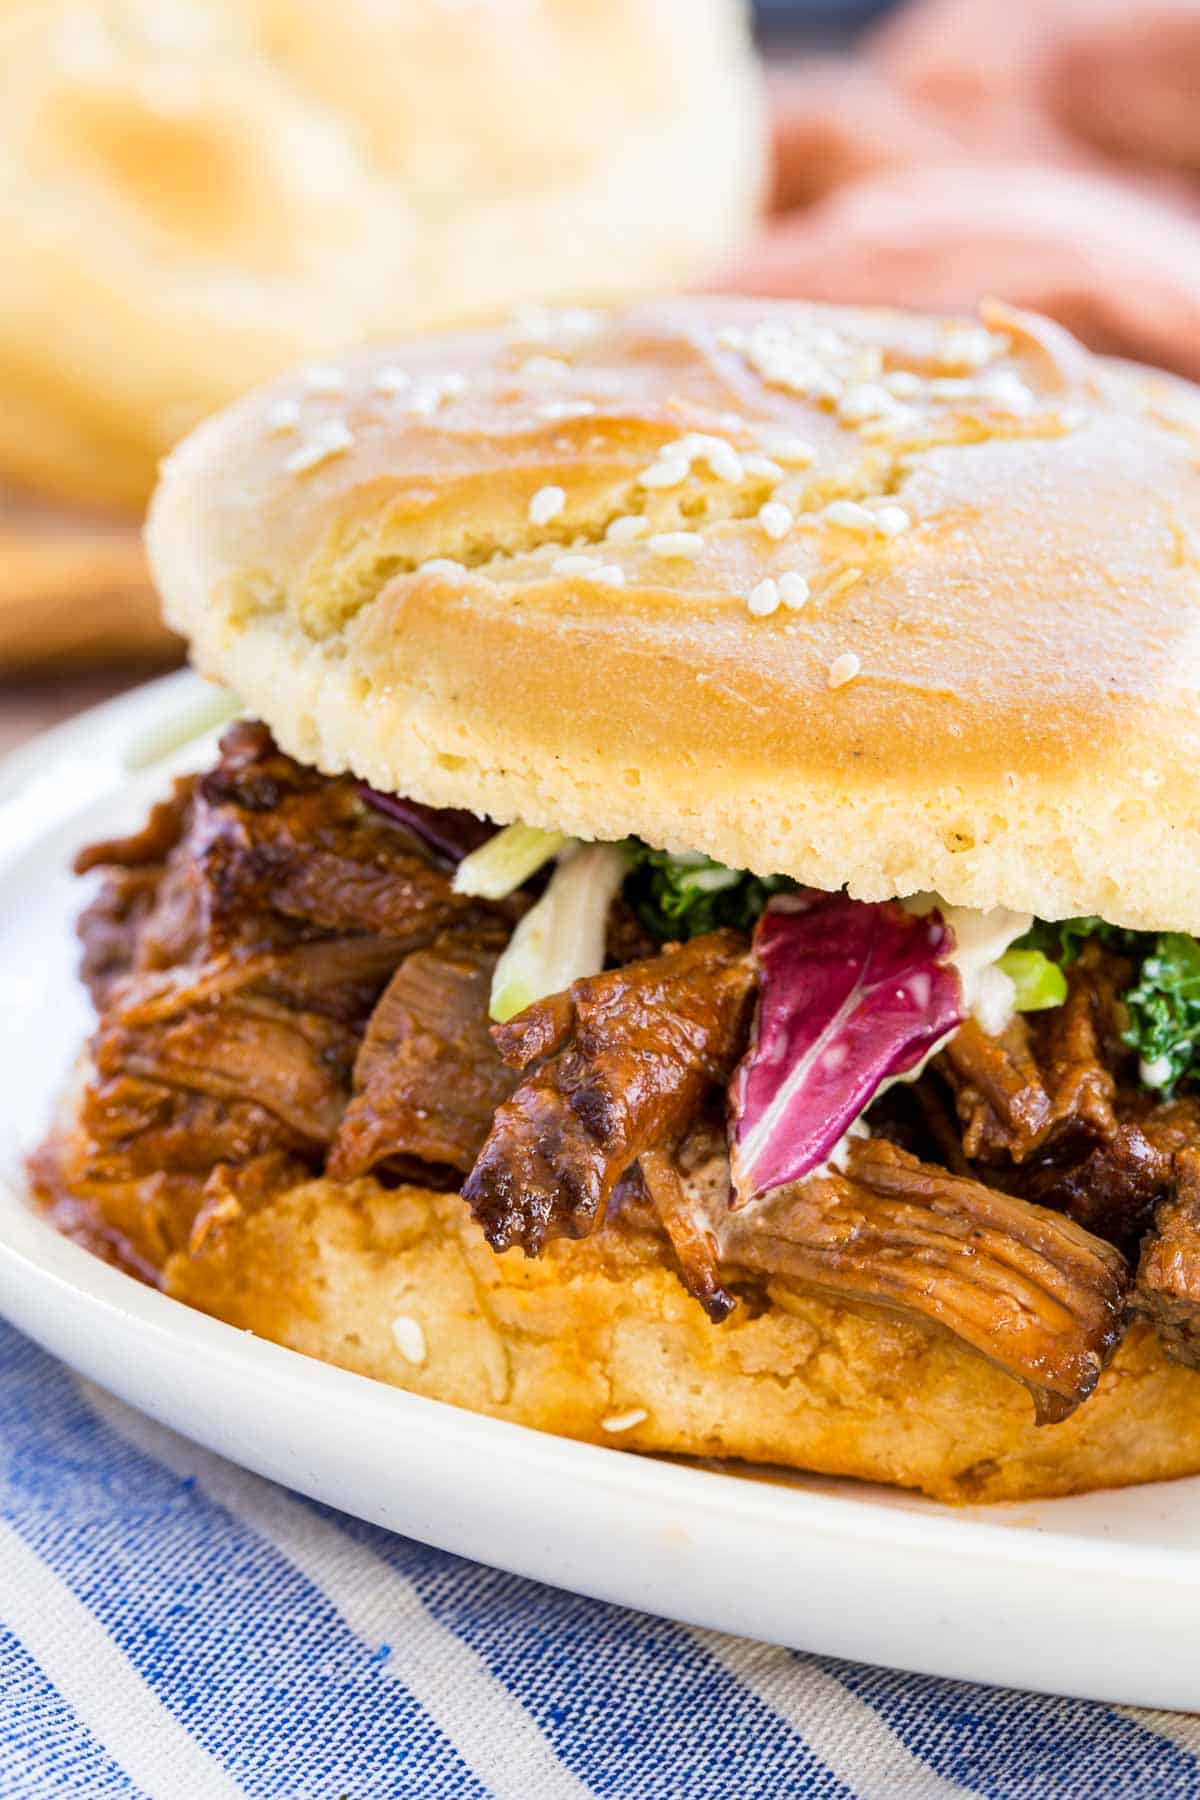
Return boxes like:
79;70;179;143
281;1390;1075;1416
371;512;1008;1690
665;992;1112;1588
1017;918;1200;1097
622;845;795;941
1122;934;1200;1095
1015;915;1139;964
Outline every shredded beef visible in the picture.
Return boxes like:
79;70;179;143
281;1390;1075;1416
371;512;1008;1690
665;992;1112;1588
605;898;658;969
75;779;196;876
47;723;509;1274
1133;1147;1200;1365
1128;1094;1200;1156
188;1151;311;1257
463;931;755;1254
229;936;424;1027
328;929;516;1184
1038;943;1132;1088
78;1074;310;1178
640;1143;736;1323
938;947;1127;1166
939;1016;1055;1161
76;778;196;1005
1013;1123;1171;1251
933;945;1168;1245
719;1136;1130;1421
94;992;357;1144
39;1057;324;1274
78;865;166;1008
159;721;489;958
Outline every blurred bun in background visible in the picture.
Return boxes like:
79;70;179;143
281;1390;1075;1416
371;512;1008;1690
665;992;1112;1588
0;0;764;514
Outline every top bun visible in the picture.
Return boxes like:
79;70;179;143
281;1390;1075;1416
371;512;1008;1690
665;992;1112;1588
0;0;762;511
147;295;1200;933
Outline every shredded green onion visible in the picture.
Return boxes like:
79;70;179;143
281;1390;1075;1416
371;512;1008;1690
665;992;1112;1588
489;843;630;1022
996;948;1068;1012
124;684;240;771
452;821;569;900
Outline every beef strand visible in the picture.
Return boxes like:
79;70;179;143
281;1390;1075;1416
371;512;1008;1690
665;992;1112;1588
719;1137;1131;1421
640;1145;736;1323
464;931;755;1254
328;931;516;1183
76;777;196;1005
936;946;1162;1245
1133;1147;1200;1365
938;948;1126;1166
166;721;488;958
1014;1123;1171;1252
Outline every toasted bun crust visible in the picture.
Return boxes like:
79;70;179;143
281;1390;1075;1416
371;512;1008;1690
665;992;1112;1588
148;295;1200;932
163;1174;1200;1504
0;2;762;510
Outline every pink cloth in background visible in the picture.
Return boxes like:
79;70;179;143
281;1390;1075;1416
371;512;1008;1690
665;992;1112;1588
738;0;1200;377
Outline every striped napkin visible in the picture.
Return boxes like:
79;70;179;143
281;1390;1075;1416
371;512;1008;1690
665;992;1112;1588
3;1318;1200;1799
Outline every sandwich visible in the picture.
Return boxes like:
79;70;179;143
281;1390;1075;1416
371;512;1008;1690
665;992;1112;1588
31;296;1200;1504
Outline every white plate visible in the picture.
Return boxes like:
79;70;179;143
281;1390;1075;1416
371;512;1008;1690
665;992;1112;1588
4;673;1200;1712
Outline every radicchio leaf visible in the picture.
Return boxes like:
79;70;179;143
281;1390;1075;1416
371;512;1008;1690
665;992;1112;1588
359;786;493;864
728;893;964;1205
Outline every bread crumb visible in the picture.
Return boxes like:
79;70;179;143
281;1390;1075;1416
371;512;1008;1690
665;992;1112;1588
884;370;922;399
838;382;900;425
265;399;300;435
875;505;911;537
520;354;571;383
939;325;1006;371
601;1408;648;1433
637;454;690;490
408;372;467;416
742;453;784;481
510;305;601;347
758;501;793;541
748;578;780;617
648;531;703;558
528;485;565;525
606;514;649;543
678;433;743;482
978;370;1036;415
823;499;879;533
373;366;411;396
823;565;863;601
828;651;862;688
300;364;344;395
285;419;353;473
391;1316;427;1366
759;434;815;466
536;400;595;421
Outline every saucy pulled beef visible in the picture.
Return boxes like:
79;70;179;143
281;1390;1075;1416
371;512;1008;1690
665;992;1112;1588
720;1137;1129;1421
328;929;516;1185
464;931;755;1254
31;724;1200;1417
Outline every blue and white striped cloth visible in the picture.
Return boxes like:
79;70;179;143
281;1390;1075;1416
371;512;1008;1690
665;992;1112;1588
4;1318;1200;1800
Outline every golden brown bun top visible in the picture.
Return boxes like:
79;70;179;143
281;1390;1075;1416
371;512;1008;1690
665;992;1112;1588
0;0;762;509
148;295;1200;932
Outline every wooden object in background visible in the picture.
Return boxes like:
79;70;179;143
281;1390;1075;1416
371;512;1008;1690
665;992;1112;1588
0;485;180;671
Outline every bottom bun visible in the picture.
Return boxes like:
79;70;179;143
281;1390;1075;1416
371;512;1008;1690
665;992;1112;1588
164;1176;1200;1505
